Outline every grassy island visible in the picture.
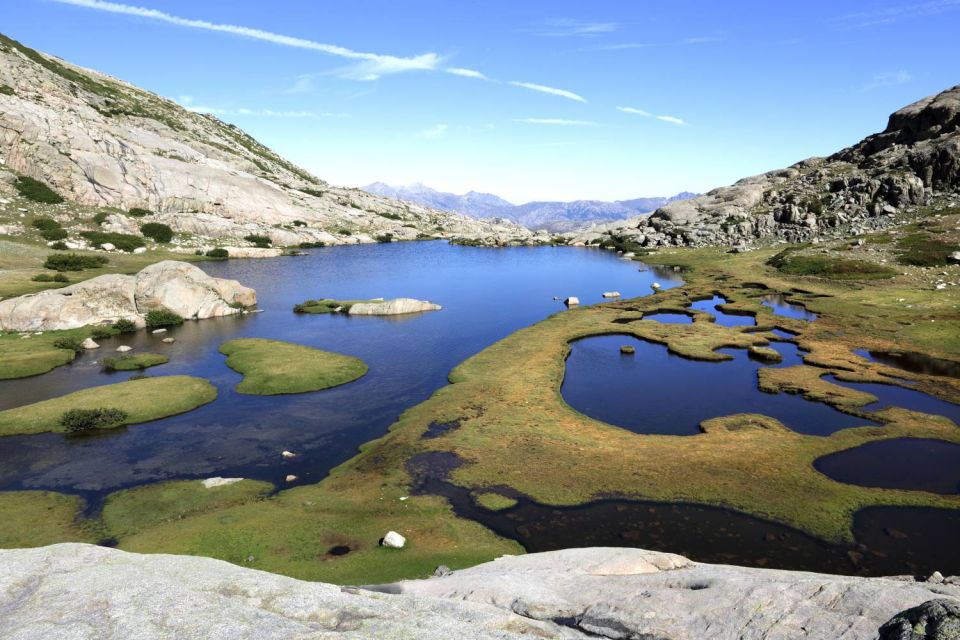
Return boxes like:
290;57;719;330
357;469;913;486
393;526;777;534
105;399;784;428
219;338;368;395
0;376;217;436
102;352;169;371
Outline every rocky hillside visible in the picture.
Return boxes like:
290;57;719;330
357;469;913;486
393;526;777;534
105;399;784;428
3;544;958;639
364;182;697;232
0;34;543;248
576;85;960;249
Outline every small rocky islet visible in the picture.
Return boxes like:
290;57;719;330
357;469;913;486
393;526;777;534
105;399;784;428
0;30;958;640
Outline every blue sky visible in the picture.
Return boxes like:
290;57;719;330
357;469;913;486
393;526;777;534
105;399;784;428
6;0;960;202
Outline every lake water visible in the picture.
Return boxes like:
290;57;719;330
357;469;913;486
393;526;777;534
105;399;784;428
0;242;681;502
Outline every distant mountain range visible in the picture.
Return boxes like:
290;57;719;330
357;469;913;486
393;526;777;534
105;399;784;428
363;182;698;232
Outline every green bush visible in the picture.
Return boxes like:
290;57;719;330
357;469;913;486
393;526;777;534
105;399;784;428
59;408;128;434
377;211;402;220
31;273;68;283
205;247;229;259
0;84;15;96
140;222;173;243
298;241;325;248
91;327;114;340
376;233;394;243
44;253;109;271
244;234;272;247
50;241;68;250
80;231;145;252
145;308;184;329
292;220;307;227
41;227;68;241
128;207;152;217
52;336;85;354
112;318;137;333
31;217;62;231
93;211;109;225
299;187;325;198
15;176;64;204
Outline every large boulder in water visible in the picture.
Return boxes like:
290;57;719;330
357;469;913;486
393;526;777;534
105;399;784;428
0;261;255;331
347;298;441;316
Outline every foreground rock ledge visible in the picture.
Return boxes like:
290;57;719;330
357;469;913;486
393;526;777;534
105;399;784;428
0;261;255;331
2;545;958;639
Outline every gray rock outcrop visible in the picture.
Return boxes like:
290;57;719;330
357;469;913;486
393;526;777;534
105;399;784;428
576;85;960;248
0;260;254;331
347;298;441;316
0;33;541;247
2;545;958;639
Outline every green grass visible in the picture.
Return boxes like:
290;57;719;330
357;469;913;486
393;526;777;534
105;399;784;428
101;352;169;371
474;492;518;511
767;249;897;280
895;232;955;267
0;328;93;379
0;492;96;548
219;338;367;395
0;376;216;436
102;479;273;539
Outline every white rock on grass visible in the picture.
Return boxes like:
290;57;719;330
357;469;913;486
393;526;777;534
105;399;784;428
382;531;406;549
200;477;243;489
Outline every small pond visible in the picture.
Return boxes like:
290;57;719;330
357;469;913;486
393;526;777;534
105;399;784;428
761;294;818;321
855;349;960;379
823;375;960;424
561;335;876;436
689;295;755;327
814;438;960;494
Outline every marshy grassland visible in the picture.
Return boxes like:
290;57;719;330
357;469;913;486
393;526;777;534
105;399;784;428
0;217;957;585
219;338;368;395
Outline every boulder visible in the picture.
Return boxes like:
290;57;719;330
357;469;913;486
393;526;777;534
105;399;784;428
80;337;99;350
948;251;960;265
151;328;167;334
161;337;175;343
0;261;256;332
602;291;621;298
285;474;297;483
200;477;243;489
347;298;441;316
564;297;580;306
115;345;132;353
620;345;635;354
878;599;960;640
382;531;406;549
100;242;116;252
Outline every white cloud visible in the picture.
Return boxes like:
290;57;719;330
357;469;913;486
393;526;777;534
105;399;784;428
655;115;686;126
421;124;449;138
50;0;440;80
617;106;652;117
863;70;913;91
532;19;618;37
594;43;650;51
515;118;598;126
446;67;488;80
176;97;343;118
680;36;725;45
509;81;587;103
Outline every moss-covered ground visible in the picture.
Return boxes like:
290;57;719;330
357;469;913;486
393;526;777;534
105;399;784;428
0;376;216;436
102;352;168;371
219;338;367;395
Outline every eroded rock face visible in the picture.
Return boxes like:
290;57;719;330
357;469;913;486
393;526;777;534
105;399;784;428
347;298;442;316
580;85;960;249
0;260;255;331
3;545;959;640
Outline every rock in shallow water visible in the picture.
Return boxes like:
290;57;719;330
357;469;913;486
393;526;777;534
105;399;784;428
347;298;441;316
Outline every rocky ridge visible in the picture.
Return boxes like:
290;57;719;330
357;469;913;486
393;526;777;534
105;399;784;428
0;33;545;248
0;260;255;331
2;544;959;639
572;85;960;249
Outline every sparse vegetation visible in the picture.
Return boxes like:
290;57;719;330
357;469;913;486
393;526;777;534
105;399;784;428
43;253;109;271
243;234;272;248
766;249;897;280
144;308;183;329
140;222;173;243
15;176;64;204
31;273;69;283
895;232;954;267
205;247;229;259
0;84;15;96
112;319;138;333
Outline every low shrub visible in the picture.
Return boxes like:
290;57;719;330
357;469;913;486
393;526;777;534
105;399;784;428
128;207;152;217
15;176;64;204
298;241;325;248
377;211;402;220
52;336;85;354
145;308;184;329
31;217;62;231
41;227;68;241
292;220;307;227
93;211;109;225
59;407;128;434
244;234;272;248
205;247;229;259
299;187;326;198
44;253;109;271
375;233;394;243
80;231;145;252
31;273;69;283
140;222;173;243
91;327;114;340
50;241;68;250
112;318;137;333
0;84;15;96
